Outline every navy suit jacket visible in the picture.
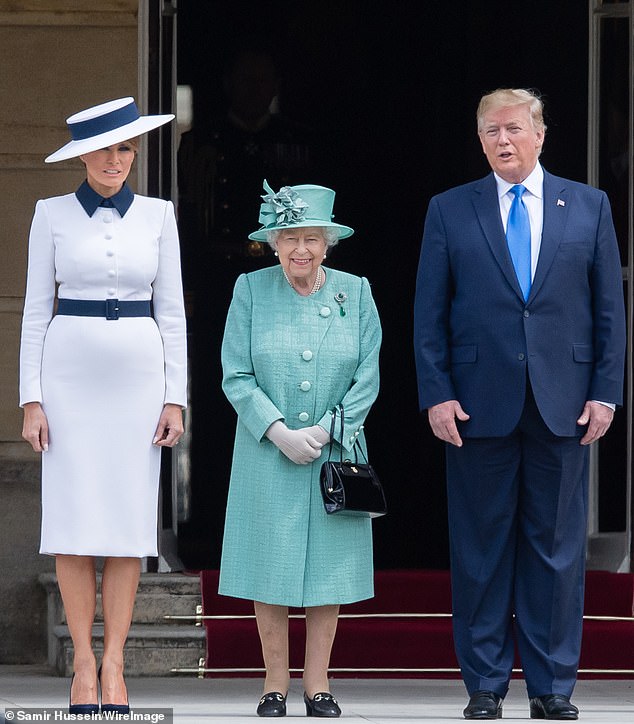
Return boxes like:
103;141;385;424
414;168;626;438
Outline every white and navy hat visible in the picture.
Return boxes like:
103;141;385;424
45;97;174;163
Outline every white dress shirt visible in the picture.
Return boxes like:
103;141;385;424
494;162;544;282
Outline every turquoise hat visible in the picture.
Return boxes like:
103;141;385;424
248;180;354;241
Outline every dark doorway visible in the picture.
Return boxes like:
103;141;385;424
175;0;591;571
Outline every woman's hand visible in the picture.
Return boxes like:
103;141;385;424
265;420;324;464
22;402;49;452
304;424;330;446
153;403;184;447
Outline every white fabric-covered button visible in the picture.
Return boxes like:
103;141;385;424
298;412;310;422
301;350;313;361
299;381;312;392
107;288;116;296
319;307;331;317
106;249;115;257
105;233;113;240
107;269;116;277
103;215;113;224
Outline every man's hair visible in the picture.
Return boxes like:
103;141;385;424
477;88;547;133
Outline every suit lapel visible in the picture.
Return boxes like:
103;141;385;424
528;171;569;301
472;174;525;300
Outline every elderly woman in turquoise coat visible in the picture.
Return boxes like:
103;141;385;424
219;181;381;718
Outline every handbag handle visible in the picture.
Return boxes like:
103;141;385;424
326;404;343;464
326;404;366;465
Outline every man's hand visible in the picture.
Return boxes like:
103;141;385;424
577;401;614;445
428;400;470;447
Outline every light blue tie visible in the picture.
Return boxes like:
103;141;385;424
506;184;531;301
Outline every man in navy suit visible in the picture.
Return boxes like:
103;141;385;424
414;88;626;720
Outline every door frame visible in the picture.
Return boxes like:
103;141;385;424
587;0;634;572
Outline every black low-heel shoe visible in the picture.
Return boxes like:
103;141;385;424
98;665;130;715
256;691;287;717
304;692;341;718
68;673;99;715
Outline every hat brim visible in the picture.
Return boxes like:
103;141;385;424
45;114;175;163
248;220;354;242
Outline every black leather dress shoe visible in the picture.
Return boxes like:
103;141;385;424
463;691;503;719
304;691;341;717
256;692;287;717
529;695;578;720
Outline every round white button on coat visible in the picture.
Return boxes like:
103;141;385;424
103;216;113;224
319;307;331;317
299;381;312;392
301;350;313;361
107;270;116;277
298;412;310;422
107;288;116;296
106;249;114;257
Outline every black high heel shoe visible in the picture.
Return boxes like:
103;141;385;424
68;673;99;715
256;691;287;717
304;692;341;717
98;665;130;715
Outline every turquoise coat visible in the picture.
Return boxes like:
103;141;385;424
218;265;382;607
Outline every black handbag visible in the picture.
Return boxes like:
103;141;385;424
319;405;387;518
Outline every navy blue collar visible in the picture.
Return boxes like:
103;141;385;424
75;180;134;217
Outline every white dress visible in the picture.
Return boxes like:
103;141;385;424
19;192;187;557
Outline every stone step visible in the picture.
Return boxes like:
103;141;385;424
39;572;206;675
52;624;206;677
39;572;202;625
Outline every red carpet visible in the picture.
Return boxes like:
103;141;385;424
199;569;634;678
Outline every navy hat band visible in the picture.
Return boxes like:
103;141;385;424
69;101;140;141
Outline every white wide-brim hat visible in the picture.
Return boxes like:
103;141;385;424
45;97;174;163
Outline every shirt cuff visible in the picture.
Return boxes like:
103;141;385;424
592;400;616;411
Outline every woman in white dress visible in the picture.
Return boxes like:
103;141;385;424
19;98;187;715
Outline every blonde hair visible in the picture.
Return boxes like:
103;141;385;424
124;137;140;153
78;137;139;162
477;88;546;134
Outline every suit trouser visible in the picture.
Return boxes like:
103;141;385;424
446;386;589;699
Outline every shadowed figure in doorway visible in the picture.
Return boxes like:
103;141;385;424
177;44;327;566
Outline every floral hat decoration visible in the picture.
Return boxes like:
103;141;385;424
248;180;354;241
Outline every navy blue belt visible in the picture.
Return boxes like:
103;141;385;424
56;298;152;321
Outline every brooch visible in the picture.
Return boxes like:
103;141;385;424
334;291;347;317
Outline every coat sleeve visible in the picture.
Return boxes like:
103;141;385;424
316;276;382;452
19;200;56;406
413;195;457;411
588;191;626;405
221;274;285;441
152;200;188;408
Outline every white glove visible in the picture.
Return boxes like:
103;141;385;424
265;420;324;464
303;425;330;446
